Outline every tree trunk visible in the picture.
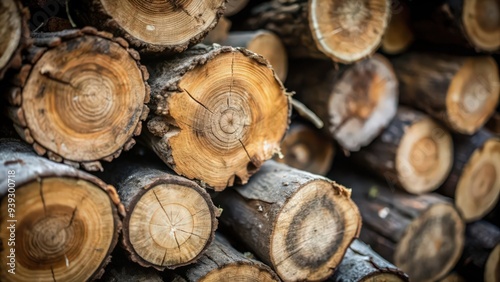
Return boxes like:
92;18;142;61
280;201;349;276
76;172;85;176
225;0;250;16
350;106;453;194
97;154;219;270
174;234;280;282
203;17;232;45
4;28;149;171
214;161;361;281
288;54;398;151
456;221;500;282
67;0;226;55
380;2;413;55
439;130;500;222
392;52;500;134
411;0;500;52
274;121;334;175
329;167;465;282
0;139;122;281
221;30;288;82
245;0;391;63
100;249;164;282
0;0;30;80
327;239;409;282
144;44;291;191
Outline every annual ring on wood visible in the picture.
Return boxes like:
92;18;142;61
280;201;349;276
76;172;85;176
462;0;500;52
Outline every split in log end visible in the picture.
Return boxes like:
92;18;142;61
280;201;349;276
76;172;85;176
462;0;500;52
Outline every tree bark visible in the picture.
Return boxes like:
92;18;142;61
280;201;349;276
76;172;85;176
486;113;500;135
100;249;164;282
392;52;500;134
350;106;453;194
274;121;334;175
67;0;226;55
439;130;500;222
288;54;398;151
0;0;31;80
329;167;465;282
4;28;150;171
0;139;122;281
173;234;280;282
97;153;219;270
456;221;500;282
144;44;291;191
410;0;500;52
214;161;361;281
245;0;391;63
327;239;409;282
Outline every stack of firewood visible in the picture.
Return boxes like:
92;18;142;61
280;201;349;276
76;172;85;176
0;0;498;281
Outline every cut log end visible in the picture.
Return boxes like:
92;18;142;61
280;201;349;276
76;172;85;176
330;54;398;151
462;0;500;52
127;183;216;269
199;264;278;282
270;179;360;281
396;117;453;194
485;244;500;282
455;138;500;221
224;0;250;16
395;203;465;282
0;0;22;71
275;122;334;175
246;31;288;82
447;57;500;134
0;177;117;281
20;34;147;163
381;6;413;54
309;0;391;63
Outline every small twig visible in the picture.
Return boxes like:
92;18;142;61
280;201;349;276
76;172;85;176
291;99;324;129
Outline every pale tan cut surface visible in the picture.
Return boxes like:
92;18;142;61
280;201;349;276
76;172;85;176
0;178;115;282
168;52;289;190
101;0;224;45
463;0;500;51
200;264;279;282
21;35;146;162
446;57;500;134
247;31;288;82
455;138;500;222
396;118;453;194
361;273;405;282
129;184;214;267
271;180;360;281
485;244;500;282
395;203;465;282
0;0;21;69
309;0;391;63
381;9;414;54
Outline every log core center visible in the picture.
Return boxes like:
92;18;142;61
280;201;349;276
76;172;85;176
218;108;243;135
471;162;496;198
475;0;500;32
335;0;370;30
461;75;491;114
0;0;21;69
290;143;310;166
409;137;439;173
149;203;194;248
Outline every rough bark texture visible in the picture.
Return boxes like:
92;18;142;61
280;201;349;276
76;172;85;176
0;0;31;80
392;52;500;134
214;161;361;281
67;0;226;55
350;107;453;194
0;139;122;281
439;130;500;222
174;235;280;282
4;27;149;171
288;54;398;151
144;44;291;191
101;249;165;282
246;0;391;63
328;239;409;282
329;167;465;282
97;153;219;270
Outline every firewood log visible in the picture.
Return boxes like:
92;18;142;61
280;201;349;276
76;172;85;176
246;0;392;63
97;154;219;270
439;130;500;222
411;0;500;52
327;239;409;282
274;122;334;175
350;107;453;194
330;168;465;282
101;250;164;282
392;52;500;134
0;0;30;80
67;0;226;55
456;221;500;282
173;235;280;282
4;28;149;171
380;2;413;55
0;139;122;281
288;54;398;151
144;44;291;191
214;161;361;281
203;17;232;45
225;0;250;16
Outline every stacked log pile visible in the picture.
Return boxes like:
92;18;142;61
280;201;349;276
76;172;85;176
0;0;499;281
